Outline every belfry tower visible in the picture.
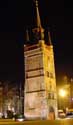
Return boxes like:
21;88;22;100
24;0;57;119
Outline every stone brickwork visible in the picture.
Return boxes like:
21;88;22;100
24;43;57;119
24;0;57;119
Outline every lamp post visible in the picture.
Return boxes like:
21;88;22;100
58;89;67;109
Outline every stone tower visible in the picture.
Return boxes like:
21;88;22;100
24;0;57;119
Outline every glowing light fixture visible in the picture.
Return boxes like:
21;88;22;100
59;89;67;97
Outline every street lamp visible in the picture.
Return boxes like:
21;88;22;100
59;89;67;98
58;89;67;110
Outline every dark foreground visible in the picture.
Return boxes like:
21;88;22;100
0;119;73;125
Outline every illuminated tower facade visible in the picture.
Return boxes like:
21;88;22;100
24;0;57;119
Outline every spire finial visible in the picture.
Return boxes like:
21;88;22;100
35;0;38;7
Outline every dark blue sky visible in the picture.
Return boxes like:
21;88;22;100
0;0;73;82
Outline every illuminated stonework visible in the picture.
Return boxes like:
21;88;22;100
24;0;57;119
24;41;57;119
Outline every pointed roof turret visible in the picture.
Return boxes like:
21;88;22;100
48;31;52;45
25;29;30;42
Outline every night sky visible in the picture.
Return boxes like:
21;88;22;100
0;0;73;83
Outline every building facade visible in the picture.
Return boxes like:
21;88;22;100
0;81;22;116
24;0;57;119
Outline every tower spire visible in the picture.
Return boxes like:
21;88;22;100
35;0;42;28
32;0;44;41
